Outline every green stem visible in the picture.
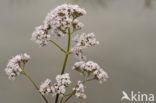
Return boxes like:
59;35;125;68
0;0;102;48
21;68;49;103
60;95;64;103
61;29;71;74
86;78;95;82
63;77;95;103
55;28;71;103
63;94;73;103
49;40;66;54
61;53;69;74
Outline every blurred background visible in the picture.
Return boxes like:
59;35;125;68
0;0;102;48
0;0;156;103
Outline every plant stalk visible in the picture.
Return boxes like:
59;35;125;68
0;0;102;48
63;94;73;103
49;40;66;54
21;68;49;103
55;28;71;103
63;77;95;103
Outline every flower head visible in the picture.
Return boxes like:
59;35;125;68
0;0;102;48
72;19;84;30
56;73;71;86
73;81;86;99
51;83;66;95
73;61;108;83
70;47;86;60
73;61;100;72
93;68;108;83
31;25;50;46
81;61;100;72
51;73;71;95
73;33;99;49
32;4;86;46
44;4;86;38
71;33;99;60
72;61;85;71
5;53;30;80
39;78;52;95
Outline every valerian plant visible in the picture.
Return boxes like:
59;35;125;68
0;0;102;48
5;3;108;103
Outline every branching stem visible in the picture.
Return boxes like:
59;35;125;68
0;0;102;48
55;28;71;103
49;40;66;54
60;95;65;103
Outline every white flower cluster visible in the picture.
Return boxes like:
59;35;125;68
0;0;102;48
73;81;86;99
5;53;30;80
32;4;86;46
72;19;84;31
39;79;52;95
56;73;71;86
81;61;100;72
51;73;71;95
44;4;86;38
71;47;86;60
94;68;108;83
40;73;71;95
32;25;50;46
71;33;99;60
73;61;108;83
73;33;99;49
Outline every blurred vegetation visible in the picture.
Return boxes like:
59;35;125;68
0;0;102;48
145;0;152;8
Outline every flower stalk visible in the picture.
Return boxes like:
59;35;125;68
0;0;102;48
21;67;49;103
49;40;66;54
63;76;94;103
55;28;71;103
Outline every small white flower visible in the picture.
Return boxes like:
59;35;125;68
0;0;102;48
51;73;71;95
73;61;108;83
72;61;85;71
31;25;50;46
5;53;30;80
73;19;84;30
81;61;100;72
93;68;108;83
21;53;30;61
39;79;52;95
73;81;86;99
51;83;66;96
56;73;71;86
73;33;99;49
70;47;86;60
73;61;100;72
71;33;99;60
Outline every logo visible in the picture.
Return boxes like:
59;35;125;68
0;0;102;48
121;91;154;102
